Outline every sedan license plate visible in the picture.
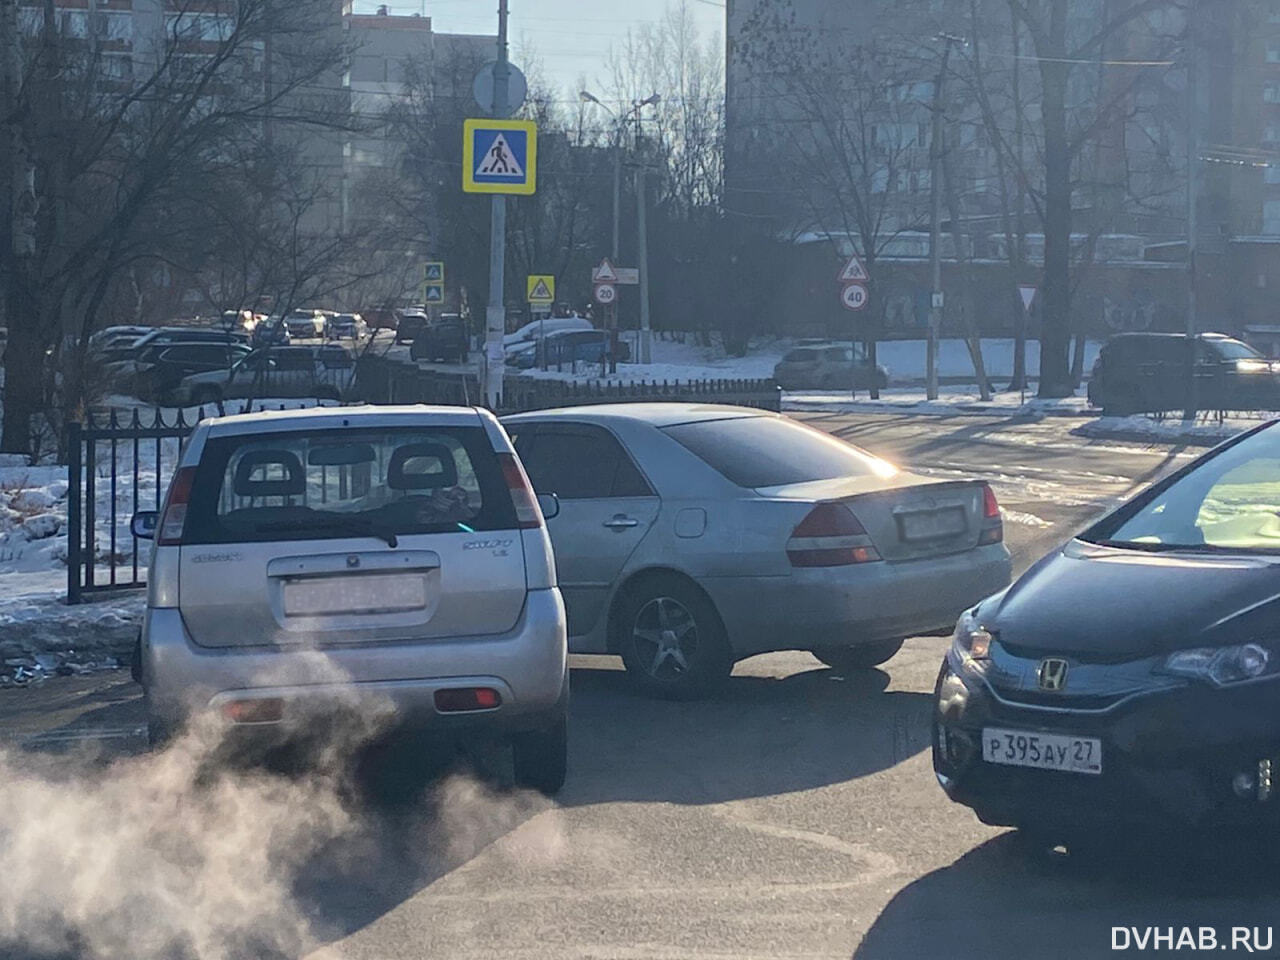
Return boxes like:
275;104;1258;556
283;573;427;617
898;506;967;542
982;727;1102;775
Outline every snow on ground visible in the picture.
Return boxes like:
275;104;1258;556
1072;413;1269;446
522;335;1103;386
783;386;1091;418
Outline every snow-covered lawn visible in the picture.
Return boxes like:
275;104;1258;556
1073;413;1269;446
783;387;1091;418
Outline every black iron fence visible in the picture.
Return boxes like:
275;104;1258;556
64;367;779;602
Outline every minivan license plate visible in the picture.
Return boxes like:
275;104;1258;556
982;727;1102;775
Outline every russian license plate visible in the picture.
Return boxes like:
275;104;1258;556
283;573;427;616
982;727;1102;775
899;506;967;541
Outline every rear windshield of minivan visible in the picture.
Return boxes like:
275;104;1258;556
662;416;896;488
184;427;516;544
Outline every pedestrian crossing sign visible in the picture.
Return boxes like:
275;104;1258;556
527;274;555;304
463;118;537;195
424;284;444;303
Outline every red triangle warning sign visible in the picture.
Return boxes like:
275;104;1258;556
838;255;869;283
593;258;619;283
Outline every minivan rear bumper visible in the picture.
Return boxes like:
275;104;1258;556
142;587;568;736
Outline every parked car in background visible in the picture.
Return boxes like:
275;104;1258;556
395;309;430;345
221;310;263;334
170;344;356;404
503;316;593;349
502;404;1011;698
508;329;626;370
363;307;400;333
139;342;253;402
1087;332;1280;415
89;325;151;350
411;313;469;363
936;419;1280;847
131;405;568;793
326;313;367;341
773;343;890;391
252;316;291;346
283;310;328;340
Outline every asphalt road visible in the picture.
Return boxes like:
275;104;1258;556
10;412;1273;960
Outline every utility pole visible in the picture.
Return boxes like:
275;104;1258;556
635;109;652;364
1182;9;1199;423
482;0;510;409
926;35;960;402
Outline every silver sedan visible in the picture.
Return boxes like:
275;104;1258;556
502;404;1011;697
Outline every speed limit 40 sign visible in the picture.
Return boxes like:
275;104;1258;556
840;282;868;311
594;282;617;305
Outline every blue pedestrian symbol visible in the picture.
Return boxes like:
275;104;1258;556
463;119;537;195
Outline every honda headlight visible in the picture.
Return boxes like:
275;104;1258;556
949;609;992;671
1160;643;1271;686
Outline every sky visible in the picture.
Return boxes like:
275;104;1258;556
354;0;725;97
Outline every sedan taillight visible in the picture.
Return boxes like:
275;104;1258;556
979;483;1003;545
787;502;882;567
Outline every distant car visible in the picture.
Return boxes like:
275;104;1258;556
509;329;624;369
503;316;593;349
131;405;568;793
283;310;327;340
89;325;151;350
935;419;1280;847
221;310;263;334
363;307;400;332
327;313;367;341
395;310;430;345
773;343;890;391
101;328;249;369
252;317;291;346
171;344;356;405
411;313;468;363
1087;332;1280;416
502;404;1011;697
102;341;251;400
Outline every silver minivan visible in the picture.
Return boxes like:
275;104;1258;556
132;405;569;793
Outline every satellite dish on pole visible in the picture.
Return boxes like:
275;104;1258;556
474;61;528;117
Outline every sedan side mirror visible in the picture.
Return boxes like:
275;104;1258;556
131;511;158;540
536;492;560;520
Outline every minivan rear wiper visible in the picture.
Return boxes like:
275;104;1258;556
255;515;399;548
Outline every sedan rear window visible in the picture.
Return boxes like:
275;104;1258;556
184;427;516;544
662;416;896;489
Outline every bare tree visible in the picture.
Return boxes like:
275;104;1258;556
1;0;354;452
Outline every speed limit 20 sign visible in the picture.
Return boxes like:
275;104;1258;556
593;283;617;305
840;282;868;312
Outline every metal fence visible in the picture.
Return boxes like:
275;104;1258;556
64;369;780;602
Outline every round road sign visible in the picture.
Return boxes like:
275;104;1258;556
594;283;617;305
840;281;869;311
473;62;529;117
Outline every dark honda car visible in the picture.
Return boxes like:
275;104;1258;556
935;421;1280;843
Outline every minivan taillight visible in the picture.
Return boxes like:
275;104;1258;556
979;483;1003;545
157;466;196;546
498;453;542;529
786;502;881;567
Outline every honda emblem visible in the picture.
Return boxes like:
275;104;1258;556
1037;658;1069;692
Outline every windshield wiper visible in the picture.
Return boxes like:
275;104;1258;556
255;515;398;548
1089;538;1203;553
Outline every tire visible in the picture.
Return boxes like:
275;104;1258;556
615;575;732;699
511;713;568;795
1101;385;1140;418
315;386;341;402
812;638;904;672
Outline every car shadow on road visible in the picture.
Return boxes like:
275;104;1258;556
559;661;934;807
852;832;1280;960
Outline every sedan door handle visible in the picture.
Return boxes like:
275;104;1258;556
603;515;640;530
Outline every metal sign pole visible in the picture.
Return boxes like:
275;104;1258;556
483;0;510;409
